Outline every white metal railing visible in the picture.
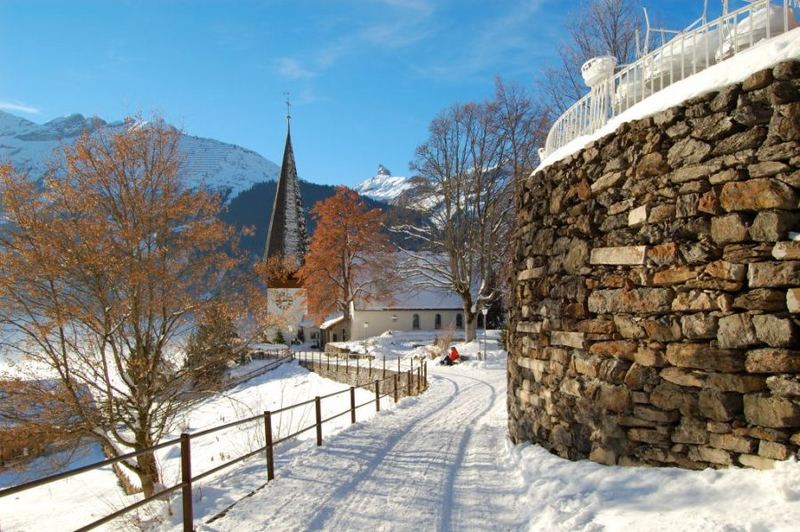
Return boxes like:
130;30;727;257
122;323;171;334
541;0;800;160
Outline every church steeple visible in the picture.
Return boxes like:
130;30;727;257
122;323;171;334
264;98;308;269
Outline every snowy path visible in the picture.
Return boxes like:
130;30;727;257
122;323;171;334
204;362;528;531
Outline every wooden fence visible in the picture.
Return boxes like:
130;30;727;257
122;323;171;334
0;356;429;531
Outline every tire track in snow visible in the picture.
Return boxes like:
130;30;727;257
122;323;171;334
203;365;514;531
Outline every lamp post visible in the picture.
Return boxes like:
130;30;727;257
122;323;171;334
363;321;369;357
481;307;488;361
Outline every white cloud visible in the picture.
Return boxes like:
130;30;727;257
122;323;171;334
276;57;318;80
0;101;40;114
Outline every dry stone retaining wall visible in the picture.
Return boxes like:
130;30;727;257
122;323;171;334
509;61;800;469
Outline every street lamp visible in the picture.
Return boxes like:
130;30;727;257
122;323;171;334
363;321;369;356
481;307;488;361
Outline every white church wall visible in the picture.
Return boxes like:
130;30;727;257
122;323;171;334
350;309;464;341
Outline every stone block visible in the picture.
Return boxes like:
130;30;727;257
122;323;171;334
713;126;767;155
588;288;674;315
564;240;590;274
789;289;800;313
661;367;706;388
595;384;631;413
773;241;800;260
705;261;747;282
668;137;712;167
749;426;790;442
516;321;542;334
752;315;798;347
628;205;648;227
647;242;679;266
743;68;773;91
709;433;756;453
589;446;618;465
651;382;698;416
689;445;732;465
550;331;585;349
672;291;721;312
589;245;647;265
744;393;800;428
720;179;798;212
614;315;645;339
698;390;743;422
748;161;789;179
653;266;699;286
676;193;699;218
591;171;624;194
733;289;787;311
633;405;680;424
758;440;790;460
706;373;767;393
673;417;708;444
518;266;546;281
738;454;776;469
666;343;745;373
589;340;638;361
767;375;800;397
717;314;758;349
711;213;749;244
681;313;719;340
634;346;666;367
748;261;800;287
648;204;676;224
628;427;671;444
750;211;798;242
746;348;800;373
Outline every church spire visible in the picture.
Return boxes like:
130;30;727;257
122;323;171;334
264;97;308;269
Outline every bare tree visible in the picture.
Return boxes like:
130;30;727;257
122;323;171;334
0;118;267;496
539;0;644;114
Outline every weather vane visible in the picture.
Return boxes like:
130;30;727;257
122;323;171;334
283;91;291;125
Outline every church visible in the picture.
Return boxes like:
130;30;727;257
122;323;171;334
262;109;465;347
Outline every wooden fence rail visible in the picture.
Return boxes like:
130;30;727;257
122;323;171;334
0;356;429;531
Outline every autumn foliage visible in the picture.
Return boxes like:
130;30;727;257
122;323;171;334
298;186;398;322
0;117;262;495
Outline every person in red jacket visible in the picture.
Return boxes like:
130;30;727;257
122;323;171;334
441;346;459;366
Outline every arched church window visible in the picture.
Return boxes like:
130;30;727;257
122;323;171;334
412;314;420;330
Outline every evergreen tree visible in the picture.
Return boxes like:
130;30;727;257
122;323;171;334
187;303;240;388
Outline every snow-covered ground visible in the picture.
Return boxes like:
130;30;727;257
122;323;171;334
201;334;800;532
0;361;382;531
3;333;800;531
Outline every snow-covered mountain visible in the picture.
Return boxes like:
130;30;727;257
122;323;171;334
0;111;280;200
354;164;415;204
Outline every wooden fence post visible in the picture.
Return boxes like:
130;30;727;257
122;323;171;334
382;358;386;379
375;379;380;412
394;373;399;403
350;386;356;424
369;358;372;378
315;396;322;446
417;367;422;394
264;411;274;481
357;357;360;378
180;433;193;532
397;357;400;374
407;369;412;396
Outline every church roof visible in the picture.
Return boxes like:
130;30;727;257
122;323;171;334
264;123;308;267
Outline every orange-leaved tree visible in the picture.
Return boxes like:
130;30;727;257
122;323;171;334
0;117;269;497
298;186;398;323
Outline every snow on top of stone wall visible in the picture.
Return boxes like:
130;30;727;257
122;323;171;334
536;27;800;173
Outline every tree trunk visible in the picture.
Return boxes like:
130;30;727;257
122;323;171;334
136;447;160;497
463;302;477;342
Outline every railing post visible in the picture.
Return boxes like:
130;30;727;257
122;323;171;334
375;379;381;412
350;386;356;424
315;396;322;446
264;411;274;481
394;373;399;403
382;357;386;379
357;356;360;378
180;433;193;532
407;369;412;396
417;367;422;394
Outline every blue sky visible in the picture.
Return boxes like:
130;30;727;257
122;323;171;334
0;0;701;186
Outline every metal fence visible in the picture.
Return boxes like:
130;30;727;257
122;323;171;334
0;356;429;531
541;0;799;160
